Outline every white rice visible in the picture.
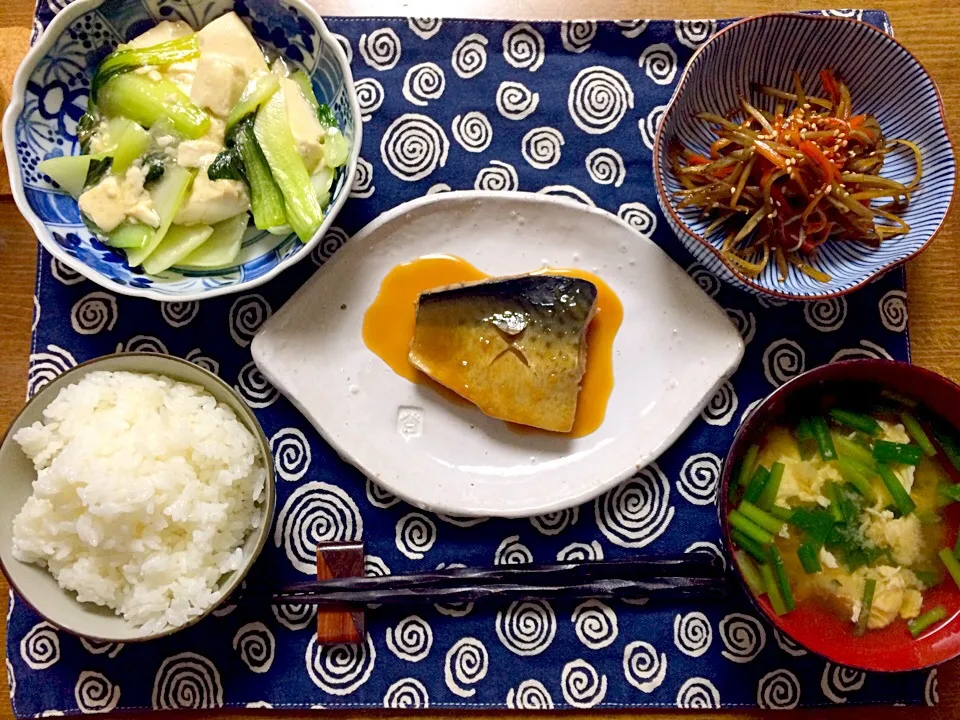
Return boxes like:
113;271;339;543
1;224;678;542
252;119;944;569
12;370;266;633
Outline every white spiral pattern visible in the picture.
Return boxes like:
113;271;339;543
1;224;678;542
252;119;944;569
383;678;429;708
674;611;712;657
229;294;271;347
380;113;449;181
452;111;493;153
758;669;801;709
475;160;519;191
615;19;649;38
496;81;539;120
350;157;375;198
495;535;533;564
757;294;788;309
270;427;311;482
355;78;384;121
212;602;236;617
831;339;894;362
725;308;756;346
235;360;279;408
719;613;766;663
763;339;806;387
638;103;669;150
572;600;618;649
803;297;848;332
880;289;908;332
740;398;763;426
821;662;866;703
595;463;675;548
435;514;488;528
676;677;721;708
685;540;726;570
502;23;544;71
560;659;607;708
585;148;626;187
427;183;451;194
538;185;595;207
773;628;807;656
822;9;864;19
675;19;717;49
623;641;667;693
521;126;564;170
676;452;722;505
70;291;117;335
75;671;120;713
701;381;738;426
311;226;350;266
20;622;60;669
80;638;124;658
365;479;400;508
687;262;721;297
451;33;488;79
395;512;437;560
331;33;352;64
408;17;442;39
617;201;657;235
271;603;316;632
160;301;198;328
358;28;401;70
507;679;554;709
557;540;604;561
386;615;433;662
434;562;474;617
152;652;223;710
444;637;488;698
274;481;363;574
233;622;275;674
28;344;76;397
638;42;678;85
926;668;938;706
495;600;557;656
568;66;634;134
306;635;376;695
530;507;578;535
561;21;596;53
51;256;83;284
115;334;168;354
402;62;445;107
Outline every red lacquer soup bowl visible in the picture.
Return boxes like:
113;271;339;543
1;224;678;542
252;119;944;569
720;359;960;672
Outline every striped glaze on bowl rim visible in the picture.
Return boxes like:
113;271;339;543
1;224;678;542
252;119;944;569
653;12;956;301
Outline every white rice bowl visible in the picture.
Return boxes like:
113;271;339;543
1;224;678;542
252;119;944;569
11;370;266;633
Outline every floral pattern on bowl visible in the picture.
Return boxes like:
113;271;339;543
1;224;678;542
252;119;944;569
4;0;362;301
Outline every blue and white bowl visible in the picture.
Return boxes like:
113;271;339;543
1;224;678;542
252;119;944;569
653;13;955;300
2;0;361;301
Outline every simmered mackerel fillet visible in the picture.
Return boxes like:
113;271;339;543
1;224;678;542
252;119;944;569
409;274;598;432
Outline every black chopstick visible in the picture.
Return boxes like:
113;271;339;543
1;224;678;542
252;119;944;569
271;555;727;607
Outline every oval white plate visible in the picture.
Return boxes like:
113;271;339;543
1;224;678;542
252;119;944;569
252;192;744;517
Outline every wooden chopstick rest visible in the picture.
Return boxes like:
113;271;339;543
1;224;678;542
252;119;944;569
315;540;365;645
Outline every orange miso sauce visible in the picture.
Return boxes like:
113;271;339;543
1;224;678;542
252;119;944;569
361;254;623;438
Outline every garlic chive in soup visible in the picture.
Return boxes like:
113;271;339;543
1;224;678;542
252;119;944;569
729;389;960;639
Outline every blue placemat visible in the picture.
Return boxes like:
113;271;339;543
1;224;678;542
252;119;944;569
7;5;938;716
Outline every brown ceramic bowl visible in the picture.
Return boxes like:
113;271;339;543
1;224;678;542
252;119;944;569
0;353;275;642
720;359;960;671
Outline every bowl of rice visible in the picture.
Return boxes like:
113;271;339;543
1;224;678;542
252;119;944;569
0;353;274;642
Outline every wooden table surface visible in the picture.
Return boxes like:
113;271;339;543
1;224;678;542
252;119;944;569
0;0;958;717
